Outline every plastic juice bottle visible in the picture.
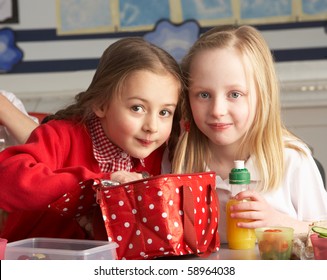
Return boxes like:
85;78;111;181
226;160;256;249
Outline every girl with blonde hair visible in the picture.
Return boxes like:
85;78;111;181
170;25;327;242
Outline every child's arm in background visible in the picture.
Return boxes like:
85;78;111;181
0;93;38;144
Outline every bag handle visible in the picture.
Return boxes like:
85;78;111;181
182;184;217;257
182;185;197;252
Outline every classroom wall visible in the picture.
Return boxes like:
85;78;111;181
1;0;327;180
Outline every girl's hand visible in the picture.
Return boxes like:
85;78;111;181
110;171;144;184
229;189;284;229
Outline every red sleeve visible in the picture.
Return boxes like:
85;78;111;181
0;120;104;212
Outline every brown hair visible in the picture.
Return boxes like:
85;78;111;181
46;37;183;125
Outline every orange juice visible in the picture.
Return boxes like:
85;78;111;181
226;198;256;249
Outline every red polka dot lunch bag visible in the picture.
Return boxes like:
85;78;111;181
93;171;220;260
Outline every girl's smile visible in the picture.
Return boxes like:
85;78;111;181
136;138;155;147
208;122;233;131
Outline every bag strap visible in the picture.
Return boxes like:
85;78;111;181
183;184;218;257
205;184;219;254
182;185;197;252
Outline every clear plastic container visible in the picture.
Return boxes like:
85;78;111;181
0;238;7;260
5;238;118;260
310;234;327;260
255;227;294;260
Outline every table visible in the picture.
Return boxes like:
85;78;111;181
208;245;260;260
184;244;260;260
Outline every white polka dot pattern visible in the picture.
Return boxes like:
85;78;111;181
48;179;98;218
96;172;220;260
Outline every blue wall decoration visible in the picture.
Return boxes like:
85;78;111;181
143;20;200;63
0;28;23;73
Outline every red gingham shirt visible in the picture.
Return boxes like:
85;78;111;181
87;115;144;173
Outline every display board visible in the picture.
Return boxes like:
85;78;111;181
56;0;327;35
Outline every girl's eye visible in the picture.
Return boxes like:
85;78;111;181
159;109;172;117
131;105;144;112
229;91;241;99
199;92;210;99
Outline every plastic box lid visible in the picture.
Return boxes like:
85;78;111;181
5;237;118;260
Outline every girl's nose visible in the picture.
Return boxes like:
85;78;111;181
211;97;227;117
142;115;158;133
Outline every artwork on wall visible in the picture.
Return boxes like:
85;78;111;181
1;0;325;74
0;0;19;24
56;0;115;35
56;0;327;35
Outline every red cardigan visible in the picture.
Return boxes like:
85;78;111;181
0;119;165;242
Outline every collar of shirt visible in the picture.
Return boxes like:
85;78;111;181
87;115;144;173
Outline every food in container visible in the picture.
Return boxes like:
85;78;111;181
255;227;294;260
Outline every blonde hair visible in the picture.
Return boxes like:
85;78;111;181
171;25;306;191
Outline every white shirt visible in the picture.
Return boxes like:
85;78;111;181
0;90;38;147
217;142;327;243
